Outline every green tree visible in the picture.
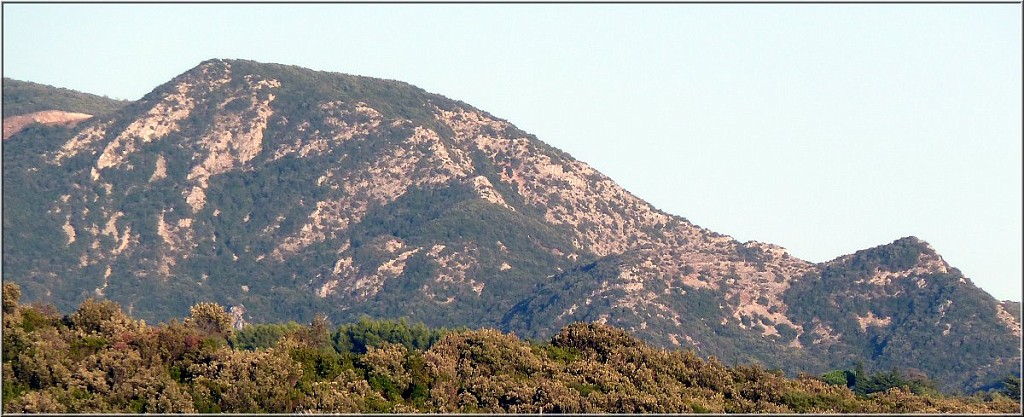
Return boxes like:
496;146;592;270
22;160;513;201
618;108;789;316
66;298;139;337
3;282;21;314
822;369;855;387
230;322;303;350
184;302;233;340
360;343;412;401
332;317;448;354
185;345;302;412
999;376;1021;401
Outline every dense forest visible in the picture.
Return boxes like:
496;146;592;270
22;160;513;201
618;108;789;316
2;283;1018;413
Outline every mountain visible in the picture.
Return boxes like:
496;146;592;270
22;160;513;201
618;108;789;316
2;59;1019;393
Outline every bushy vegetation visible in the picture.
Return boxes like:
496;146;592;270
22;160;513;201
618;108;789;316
2;78;129;117
2;283;1018;413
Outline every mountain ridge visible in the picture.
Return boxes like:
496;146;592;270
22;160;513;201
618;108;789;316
2;59;1019;393
2;77;129;118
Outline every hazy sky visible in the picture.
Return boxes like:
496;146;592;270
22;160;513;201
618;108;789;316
3;3;1021;301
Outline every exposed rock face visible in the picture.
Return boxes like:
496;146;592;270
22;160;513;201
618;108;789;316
996;301;1022;339
2;60;1019;393
3;110;93;140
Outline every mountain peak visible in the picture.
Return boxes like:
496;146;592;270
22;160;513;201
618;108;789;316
894;235;934;250
3;61;1017;394
824;235;947;275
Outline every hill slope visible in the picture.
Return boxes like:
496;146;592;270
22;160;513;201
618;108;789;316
2;78;129;118
2;78;130;140
2;59;1019;393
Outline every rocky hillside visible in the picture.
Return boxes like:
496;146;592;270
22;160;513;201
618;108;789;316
2;59;1019;393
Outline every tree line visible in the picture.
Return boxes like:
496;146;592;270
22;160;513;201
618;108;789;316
2;282;1019;413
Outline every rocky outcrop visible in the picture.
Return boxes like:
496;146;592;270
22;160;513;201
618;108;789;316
3;109;93;140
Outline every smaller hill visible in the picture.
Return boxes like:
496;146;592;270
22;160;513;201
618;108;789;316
2;78;129;118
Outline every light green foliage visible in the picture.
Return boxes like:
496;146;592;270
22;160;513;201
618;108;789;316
67;298;140;337
0;287;1018;413
300;370;388;413
185;346;302;412
5;389;69;413
184;302;233;339
2;283;21;314
361;343;412;400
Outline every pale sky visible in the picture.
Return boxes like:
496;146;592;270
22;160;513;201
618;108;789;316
2;3;1021;301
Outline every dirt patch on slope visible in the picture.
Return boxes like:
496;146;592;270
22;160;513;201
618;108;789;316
3;110;93;140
